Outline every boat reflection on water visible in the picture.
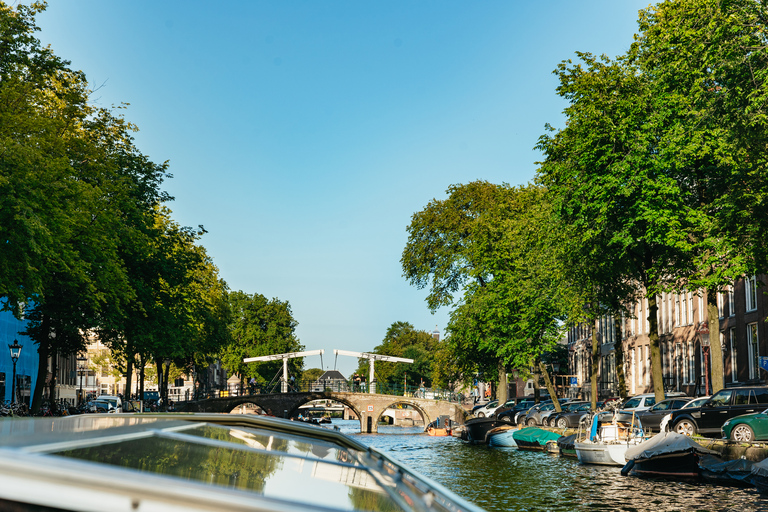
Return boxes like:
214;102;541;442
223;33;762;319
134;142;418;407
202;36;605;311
0;414;486;512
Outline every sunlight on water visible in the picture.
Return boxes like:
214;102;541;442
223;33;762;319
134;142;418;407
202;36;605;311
332;420;768;512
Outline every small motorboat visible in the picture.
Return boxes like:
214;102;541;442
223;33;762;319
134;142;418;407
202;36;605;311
512;427;563;451
426;415;454;437
462;416;509;444
574;411;646;466
698;454;755;487
622;431;718;480
557;433;578;458
485;425;518;447
749;457;768;492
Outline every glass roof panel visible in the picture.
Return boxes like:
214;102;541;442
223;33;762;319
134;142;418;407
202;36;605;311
54;434;404;512
182;424;361;464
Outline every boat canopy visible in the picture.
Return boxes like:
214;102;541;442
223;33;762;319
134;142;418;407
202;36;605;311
512;427;562;444
624;432;718;462
0;414;484;512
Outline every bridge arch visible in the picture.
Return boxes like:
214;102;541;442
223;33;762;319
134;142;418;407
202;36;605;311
374;400;431;429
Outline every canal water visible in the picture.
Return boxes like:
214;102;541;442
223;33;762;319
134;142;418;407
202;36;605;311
332;420;768;512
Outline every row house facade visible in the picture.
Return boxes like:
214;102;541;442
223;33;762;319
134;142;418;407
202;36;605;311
566;275;767;400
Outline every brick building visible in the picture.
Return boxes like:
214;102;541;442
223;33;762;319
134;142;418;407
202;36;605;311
566;275;767;400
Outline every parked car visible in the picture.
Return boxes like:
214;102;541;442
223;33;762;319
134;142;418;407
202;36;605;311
519;402;558;426
659;396;710;432
471;400;496;415
472;400;499;418
620;392;687;412
550;401;603;429
495;399;536;423
669;386;768;436
540;401;587;426
477;399;518;418
95;395;123;413
635;397;693;432
721;407;768;442
84;400;115;413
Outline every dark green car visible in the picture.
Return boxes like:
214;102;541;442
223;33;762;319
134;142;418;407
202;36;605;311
721;408;768;442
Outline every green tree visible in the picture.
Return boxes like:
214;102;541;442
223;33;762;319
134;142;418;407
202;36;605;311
221;291;303;390
354;322;436;392
403;182;565;405
537;51;709;403
630;0;768;394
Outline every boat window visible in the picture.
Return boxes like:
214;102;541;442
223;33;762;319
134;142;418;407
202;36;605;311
53;427;404;512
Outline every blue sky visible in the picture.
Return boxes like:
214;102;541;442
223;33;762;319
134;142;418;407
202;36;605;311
37;1;651;378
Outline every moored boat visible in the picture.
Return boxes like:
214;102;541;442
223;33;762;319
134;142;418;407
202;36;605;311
512;427;563;451
485;425;518;447
622;431;718;480
462;416;509;444
698;454;755;487
749;457;768;492
574;411;645;466
557;433;578;458
426;415;454;437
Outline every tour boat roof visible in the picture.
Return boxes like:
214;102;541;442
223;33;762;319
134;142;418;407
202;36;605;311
0;413;484;512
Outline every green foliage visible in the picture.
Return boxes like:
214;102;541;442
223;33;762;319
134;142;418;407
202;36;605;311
221;291;304;385
355;321;437;389
301;368;324;383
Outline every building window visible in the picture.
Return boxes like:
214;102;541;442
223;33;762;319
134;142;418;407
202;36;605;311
727;286;735;317
729;327;738;383
688;340;695;384
644;345;650;386
698;293;704;324
746;276;758;312
748;322;759;380
687;292;694;325
644;298;650;334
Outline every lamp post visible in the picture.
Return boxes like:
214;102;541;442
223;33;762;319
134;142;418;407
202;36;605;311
77;354;87;406
8;340;22;405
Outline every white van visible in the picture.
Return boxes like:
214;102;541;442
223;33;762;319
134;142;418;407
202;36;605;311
621;392;686;412
96;395;122;413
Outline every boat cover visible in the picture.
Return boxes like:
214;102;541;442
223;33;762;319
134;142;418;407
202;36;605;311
698;454;754;485
512;427;563;445
752;457;768;478
625;432;718;462
557;433;577;450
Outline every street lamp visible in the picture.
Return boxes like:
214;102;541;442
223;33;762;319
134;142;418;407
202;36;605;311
8;340;22;404
77;354;87;406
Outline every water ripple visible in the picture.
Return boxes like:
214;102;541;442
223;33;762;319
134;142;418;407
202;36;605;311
340;421;768;512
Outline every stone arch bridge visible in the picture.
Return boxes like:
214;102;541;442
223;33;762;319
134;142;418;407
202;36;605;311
175;391;467;433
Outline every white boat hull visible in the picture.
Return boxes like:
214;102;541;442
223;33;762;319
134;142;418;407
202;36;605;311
574;441;634;466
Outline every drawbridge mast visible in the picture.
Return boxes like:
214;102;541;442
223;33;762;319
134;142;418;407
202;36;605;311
244;349;324;393
333;349;413;394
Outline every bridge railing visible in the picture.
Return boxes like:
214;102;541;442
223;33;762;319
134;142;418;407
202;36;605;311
187;379;466;404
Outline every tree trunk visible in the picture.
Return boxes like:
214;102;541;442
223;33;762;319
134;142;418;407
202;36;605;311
613;315;628;399
163;363;171;405
156;358;164;402
647;292;665;402
31;342;49;414
139;354;145;399
48;349;58;412
706;288;723;395
590;317;599;410
125;355;133;400
539;360;561;412
497;359;508;405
